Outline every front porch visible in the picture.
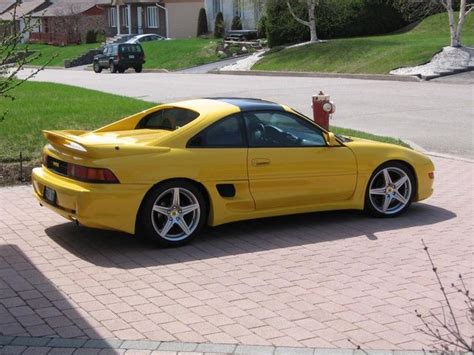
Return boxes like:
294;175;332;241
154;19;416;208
105;2;167;38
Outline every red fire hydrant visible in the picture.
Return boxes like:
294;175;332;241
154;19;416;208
312;91;336;131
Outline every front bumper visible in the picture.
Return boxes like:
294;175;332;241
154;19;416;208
32;167;149;234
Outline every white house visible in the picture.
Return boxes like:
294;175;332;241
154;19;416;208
204;0;264;31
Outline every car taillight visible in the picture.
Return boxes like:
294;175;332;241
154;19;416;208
67;163;119;184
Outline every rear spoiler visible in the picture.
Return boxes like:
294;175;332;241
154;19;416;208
43;130;169;159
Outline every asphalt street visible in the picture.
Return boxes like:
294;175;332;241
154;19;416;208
19;68;473;158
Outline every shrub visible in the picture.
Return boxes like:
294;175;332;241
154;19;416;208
96;31;106;43
231;16;242;30
85;30;97;44
266;0;308;47
197;7;208;36
257;14;267;38
214;11;225;38
266;0;408;47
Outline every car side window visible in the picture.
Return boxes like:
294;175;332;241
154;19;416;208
188;114;245;148
244;111;326;148
137;108;200;131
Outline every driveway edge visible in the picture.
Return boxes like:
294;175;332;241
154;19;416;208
1;335;465;354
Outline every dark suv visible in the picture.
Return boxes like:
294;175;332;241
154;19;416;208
93;43;145;74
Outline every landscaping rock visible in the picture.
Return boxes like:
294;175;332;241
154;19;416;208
390;46;474;80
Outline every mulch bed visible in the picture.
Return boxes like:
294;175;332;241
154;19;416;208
0;162;36;186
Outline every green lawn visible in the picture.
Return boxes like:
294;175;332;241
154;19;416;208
24;39;219;70
142;38;219;70
331;127;410;148
253;13;474;74
0;82;154;163
26;43;101;67
0;82;409;163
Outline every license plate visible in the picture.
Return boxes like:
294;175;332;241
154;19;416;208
129;55;135;59
44;186;56;205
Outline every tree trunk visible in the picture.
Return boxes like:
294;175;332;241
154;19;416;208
308;0;317;42
454;0;469;47
286;0;318;42
445;0;459;47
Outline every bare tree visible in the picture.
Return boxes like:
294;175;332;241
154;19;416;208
442;0;473;47
286;0;319;42
395;0;473;47
53;4;83;45
415;240;473;352
0;2;53;121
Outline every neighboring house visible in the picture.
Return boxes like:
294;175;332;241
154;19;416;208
29;0;107;45
0;0;48;42
103;0;203;39
204;0;264;32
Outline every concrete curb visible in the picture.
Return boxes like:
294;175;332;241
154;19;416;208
211;70;422;82
2;335;468;354
404;140;474;163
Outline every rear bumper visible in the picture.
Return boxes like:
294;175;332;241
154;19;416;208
32;167;149;234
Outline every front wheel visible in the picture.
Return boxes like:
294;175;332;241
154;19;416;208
364;162;415;218
134;65;143;73
93;62;102;73
137;181;207;247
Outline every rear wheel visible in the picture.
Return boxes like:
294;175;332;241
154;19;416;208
134;65;143;73
364;162;415;217
93;61;102;73
109;62;117;73
118;67;125;73
137;181;207;247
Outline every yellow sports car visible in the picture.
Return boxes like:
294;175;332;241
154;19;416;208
32;98;435;247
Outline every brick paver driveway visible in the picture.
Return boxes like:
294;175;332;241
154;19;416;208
0;156;472;353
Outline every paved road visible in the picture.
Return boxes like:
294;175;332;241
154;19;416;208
19;69;473;158
0;156;472;351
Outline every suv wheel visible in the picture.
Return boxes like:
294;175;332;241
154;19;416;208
134;65;143;73
109;62;117;73
118;67;125;74
93;62;102;73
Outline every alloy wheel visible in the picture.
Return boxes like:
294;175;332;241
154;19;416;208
150;187;201;241
368;167;412;215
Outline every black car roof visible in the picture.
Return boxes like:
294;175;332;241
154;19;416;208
209;97;285;112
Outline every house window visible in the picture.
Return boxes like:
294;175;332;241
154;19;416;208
213;0;221;15
233;0;243;18
108;7;116;28
122;7;129;28
146;6;158;28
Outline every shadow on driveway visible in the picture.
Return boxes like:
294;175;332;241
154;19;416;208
44;202;456;269
0;245;118;352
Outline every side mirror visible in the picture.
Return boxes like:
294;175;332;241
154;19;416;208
325;132;340;147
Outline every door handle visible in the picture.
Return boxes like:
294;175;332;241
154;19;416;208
252;158;271;166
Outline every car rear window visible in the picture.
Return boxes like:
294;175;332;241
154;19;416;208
137;108;200;131
119;44;143;53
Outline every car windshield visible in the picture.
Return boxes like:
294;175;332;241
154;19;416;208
120;44;142;53
137;108;200;131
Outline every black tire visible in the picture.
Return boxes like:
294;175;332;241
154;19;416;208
137;180;208;247
134;65;143;73
109;62;117;73
364;161;416;218
93;61;102;73
118;67;126;73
